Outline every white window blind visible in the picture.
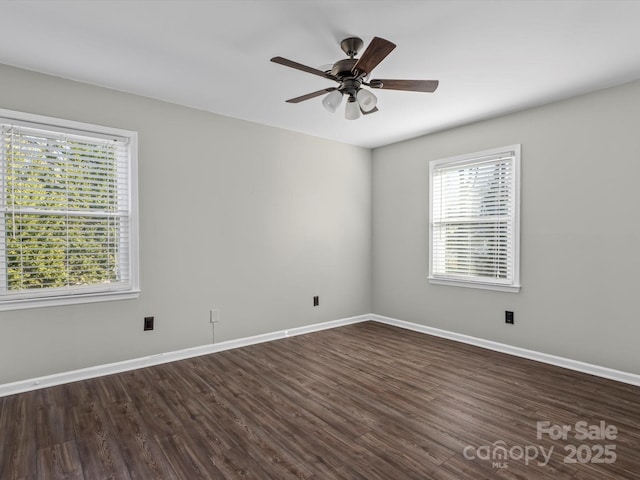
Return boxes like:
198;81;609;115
0;112;139;308
429;145;520;292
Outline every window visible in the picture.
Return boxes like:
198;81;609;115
0;109;138;310
429;145;520;292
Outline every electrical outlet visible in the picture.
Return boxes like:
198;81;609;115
144;316;154;331
313;296;319;307
505;311;514;325
210;308;220;324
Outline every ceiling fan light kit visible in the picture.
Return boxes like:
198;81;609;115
345;96;362;120
271;36;439;120
322;89;344;113
356;88;377;113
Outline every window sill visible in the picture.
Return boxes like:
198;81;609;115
429;277;520;293
0;290;140;311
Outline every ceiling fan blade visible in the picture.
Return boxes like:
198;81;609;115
285;87;337;104
352;37;396;75
369;79;439;92
271;56;337;81
361;106;379;115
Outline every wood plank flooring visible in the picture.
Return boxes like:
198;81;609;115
1;321;639;479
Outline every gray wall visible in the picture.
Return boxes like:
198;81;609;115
0;64;372;384
372;80;640;375
2;61;638;385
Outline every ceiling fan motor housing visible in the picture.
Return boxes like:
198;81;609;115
331;59;365;98
330;58;358;79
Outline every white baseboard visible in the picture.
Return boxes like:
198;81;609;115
0;314;369;398
371;314;640;387
3;312;639;397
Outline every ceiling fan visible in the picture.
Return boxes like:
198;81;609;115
271;36;439;120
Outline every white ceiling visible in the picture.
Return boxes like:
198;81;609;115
1;1;640;148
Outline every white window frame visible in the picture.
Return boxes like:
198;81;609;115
429;145;521;293
0;108;139;310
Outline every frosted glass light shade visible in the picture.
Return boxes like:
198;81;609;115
356;88;377;112
322;90;343;113
345;97;361;120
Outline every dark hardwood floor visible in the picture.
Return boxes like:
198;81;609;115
1;321;639;479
